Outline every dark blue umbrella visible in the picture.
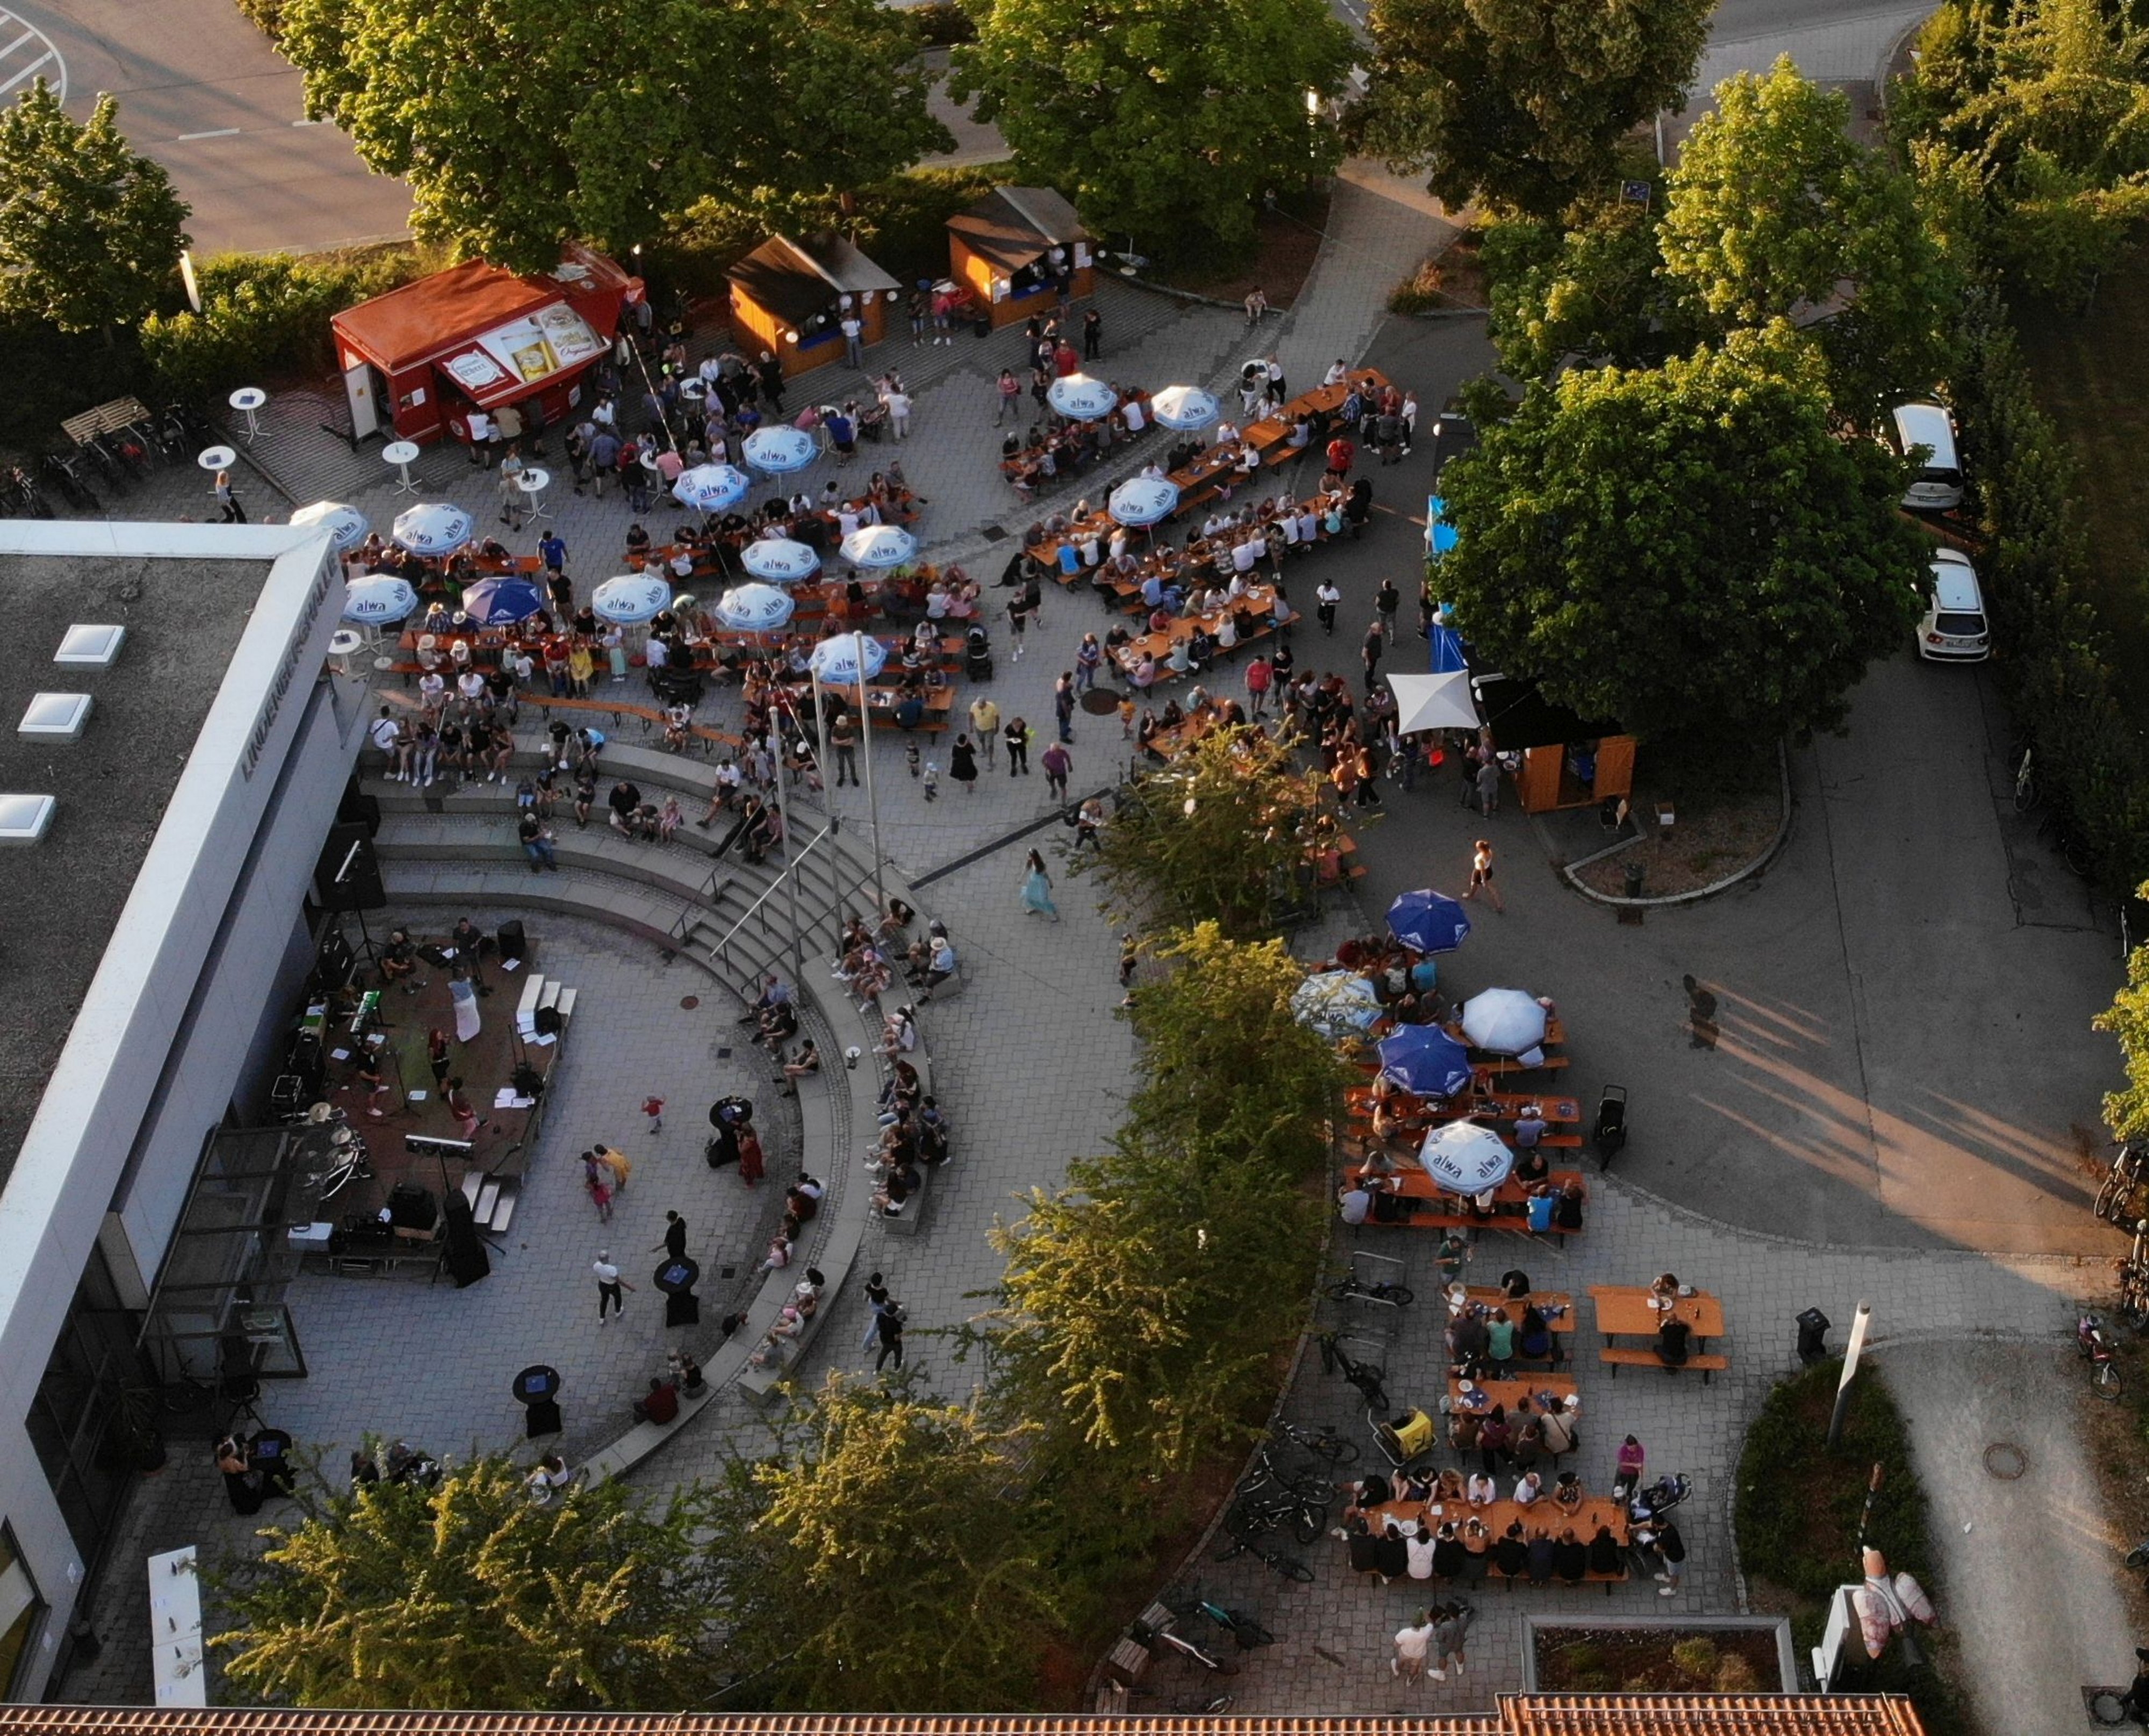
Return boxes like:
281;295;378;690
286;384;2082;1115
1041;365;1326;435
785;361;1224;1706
1376;1024;1475;1098
460;577;546;624
1387;888;1472;955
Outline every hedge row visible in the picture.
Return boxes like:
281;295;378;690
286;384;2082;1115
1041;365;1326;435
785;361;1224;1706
1945;278;2149;896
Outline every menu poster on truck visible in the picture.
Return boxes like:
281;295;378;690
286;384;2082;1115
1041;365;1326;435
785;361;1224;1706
471;304;604;386
441;349;510;394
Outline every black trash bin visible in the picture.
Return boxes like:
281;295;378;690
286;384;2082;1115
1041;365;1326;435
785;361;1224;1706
1797;1307;1831;1364
972;310;992;338
1624;860;1645;899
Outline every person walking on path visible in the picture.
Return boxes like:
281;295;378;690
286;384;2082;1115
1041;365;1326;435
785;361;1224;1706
1076;633;1102;691
1376;577;1400;640
1005;716;1032;775
445;1076;479;1141
830;708;859;787
1021;849;1060;920
1474;755;1501;816
1006;591;1031;660
1362;621;1385;686
949;733;979;794
1638;1518;1685;1595
497;448;526;529
214;470;246;523
1433;1603;1472;1677
1246;652;1273;718
1054;672;1077;741
1042;740;1072;802
995;369;1021;426
584;1152;615;1222
1316;579;1342;636
1393;1611;1438;1683
841;311;864;369
970;695;1000;765
1463;838;1504;912
593;1250;634;1324
651;1210;688;1260
861;1272;895;1351
873;1303;905;1371
1082;307;1102;360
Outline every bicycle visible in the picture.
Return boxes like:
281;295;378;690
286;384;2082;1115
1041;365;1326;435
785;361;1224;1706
1316;1330;1391;1412
2080;1312;2124;1399
1210;1528;1316;1581
2098;1147;2148;1226
1168;1585;1276;1649
1272;1418;1358;1463
1224;1488;1326;1545
1127;1615;1239;1675
2014;745;2037;813
1325;1259;1414;1309
1235;1445;1331;1503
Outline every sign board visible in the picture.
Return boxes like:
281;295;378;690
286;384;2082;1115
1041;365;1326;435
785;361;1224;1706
1620;179;1653;207
1812;1583;1860;1688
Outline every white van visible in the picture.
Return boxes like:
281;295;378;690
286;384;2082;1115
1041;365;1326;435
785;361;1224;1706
1889;401;1964;511
1919;549;1989;662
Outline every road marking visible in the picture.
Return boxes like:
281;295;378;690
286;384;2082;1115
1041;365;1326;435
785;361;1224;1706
0;9;63;102
176;126;241;140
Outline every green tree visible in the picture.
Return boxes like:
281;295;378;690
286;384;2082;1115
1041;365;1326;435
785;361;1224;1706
950;0;1353;260
1073;724;1330;937
1438;326;1928;752
1661;59;1955;415
737;1376;1058;1710
1482;185;1694;378
1360;0;1711;217
214;1453;727;1708
0;82;188;339
2095;896;2149;1141
278;0;948;270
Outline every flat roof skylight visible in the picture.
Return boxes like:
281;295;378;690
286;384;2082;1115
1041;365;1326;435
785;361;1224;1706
54;624;125;668
0;794;56;845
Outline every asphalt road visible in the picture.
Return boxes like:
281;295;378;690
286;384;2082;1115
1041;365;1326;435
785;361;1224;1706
1331;311;2122;1258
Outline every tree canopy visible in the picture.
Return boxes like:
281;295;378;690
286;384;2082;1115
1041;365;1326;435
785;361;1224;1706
278;0;949;270
1437;327;1929;750
1482;182;1694;379
1360;0;1711;216
1661;59;1955;414
214;1453;726;1709
950;0;1353;260
0;83;189;337
2096;902;2149;1143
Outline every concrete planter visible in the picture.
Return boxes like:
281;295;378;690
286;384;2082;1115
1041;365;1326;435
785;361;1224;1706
1523;1613;1800;1694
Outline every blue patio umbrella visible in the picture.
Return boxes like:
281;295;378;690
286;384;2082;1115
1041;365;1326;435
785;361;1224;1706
591;573;673;624
1047;373;1118;420
459;576;545;624
712;582;796;633
840;525;917;570
1387;888;1472;955
809;632;889;686
743;424;818;474
740;537;820;582
1375;1024;1474;1098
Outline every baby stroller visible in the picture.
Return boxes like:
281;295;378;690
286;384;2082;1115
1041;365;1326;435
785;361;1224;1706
965;623;993;682
1371;1406;1438;1479
1592;1084;1628;1171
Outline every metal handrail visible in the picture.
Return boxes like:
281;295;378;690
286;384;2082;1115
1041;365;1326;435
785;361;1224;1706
706;821;841;961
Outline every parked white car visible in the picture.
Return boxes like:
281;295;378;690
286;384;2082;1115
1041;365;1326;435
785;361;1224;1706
1888;401;1965;511
1919;549;1989;662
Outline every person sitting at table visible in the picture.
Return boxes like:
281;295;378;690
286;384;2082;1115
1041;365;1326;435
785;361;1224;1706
1344;1514;1383;1581
1158;698;1186;731
1484;1307;1518;1375
1551;1471;1584;1513
1463;1469;1496;1507
1404;1522;1437;1582
1165;637;1192;676
1373;1521;1410;1587
1130;654;1158;691
1492;1521;1529;1580
1538;1395;1578;1460
1340;1470;1391;1520
1525;1183;1559;1234
1649;1271;1682;1309
1513;1470;1545;1507
1518;1303;1555;1364
1553;1529;1589;1585
1554;1179;1586;1234
1514;1146;1550;1186
1656;1316;1693;1370
1431;1522;1468;1581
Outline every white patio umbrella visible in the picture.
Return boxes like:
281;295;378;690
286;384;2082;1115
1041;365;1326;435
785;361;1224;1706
290;500;369;552
1109;476;1181;527
809;633;889;685
592;573;673;624
1047;373;1119;420
840;525;917;570
673;463;751;512
712;582;797;633
1416;1121;1516;1195
391;502;473;556
341;574;418;624
741;537;821;582
1460;988;1549;1056
1290;970;1383;1041
1150;385;1220;431
1388;671;1481;734
742;425;817;474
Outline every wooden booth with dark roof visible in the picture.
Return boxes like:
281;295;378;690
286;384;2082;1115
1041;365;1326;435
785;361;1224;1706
1471;673;1637;816
726;233;901;379
947;185;1094;329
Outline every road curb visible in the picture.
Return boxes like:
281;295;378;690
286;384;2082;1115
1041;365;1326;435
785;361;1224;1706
1559;742;1795;910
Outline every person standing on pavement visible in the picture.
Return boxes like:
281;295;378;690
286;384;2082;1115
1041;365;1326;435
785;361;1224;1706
1006;591;1031;661
1005;716;1032;775
1464;838;1504;912
995;369;1021;426
873;1302;905;1371
1393;1611;1437;1683
1082;307;1102;360
830;708;860;787
1020;848;1059;920
1362;621;1386;686
1041;739;1072;802
1375;577;1400;640
949;732;979;794
1054;672;1077;742
1246;651;1273;718
970;695;1000;765
1474;754;1501;816
214;470;246;523
1432;1602;1472;1677
861;1272;893;1350
651;1210;688;1261
884;385;912;440
841;308;864;369
1316;579;1341;636
1638;1519;1686;1594
593;1250;634;1324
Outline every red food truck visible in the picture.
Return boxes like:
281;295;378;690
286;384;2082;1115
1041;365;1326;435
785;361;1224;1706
331;243;642;448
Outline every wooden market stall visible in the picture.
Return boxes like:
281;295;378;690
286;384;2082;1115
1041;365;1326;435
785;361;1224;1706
1470;674;1635;815
329;243;640;448
727;233;901;379
946;186;1093;330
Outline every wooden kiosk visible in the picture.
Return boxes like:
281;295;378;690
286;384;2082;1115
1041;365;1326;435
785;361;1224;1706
946;186;1093;330
1470;674;1636;815
727;233;900;379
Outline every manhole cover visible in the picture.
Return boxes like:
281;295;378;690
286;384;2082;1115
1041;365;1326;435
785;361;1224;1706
679;995;699;1010
1984;1442;2028;1480
980;524;1008;543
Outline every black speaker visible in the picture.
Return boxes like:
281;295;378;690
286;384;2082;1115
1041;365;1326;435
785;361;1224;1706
315;823;387;912
337;780;382;837
312;924;357;992
441;1190;491;1287
497;919;526;962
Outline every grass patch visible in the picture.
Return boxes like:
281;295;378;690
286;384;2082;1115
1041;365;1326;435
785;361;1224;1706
1735;1363;1970;1735
2015;251;2149;733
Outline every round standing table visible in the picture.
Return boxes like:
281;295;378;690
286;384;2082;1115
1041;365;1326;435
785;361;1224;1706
228;386;267;442
383;439;421;495
196;445;236;472
517;466;552;522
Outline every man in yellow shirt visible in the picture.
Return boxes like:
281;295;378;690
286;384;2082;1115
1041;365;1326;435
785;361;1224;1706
969;695;1000;767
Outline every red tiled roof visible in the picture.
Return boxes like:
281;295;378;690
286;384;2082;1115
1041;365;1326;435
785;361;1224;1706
9;1701;1927;1736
